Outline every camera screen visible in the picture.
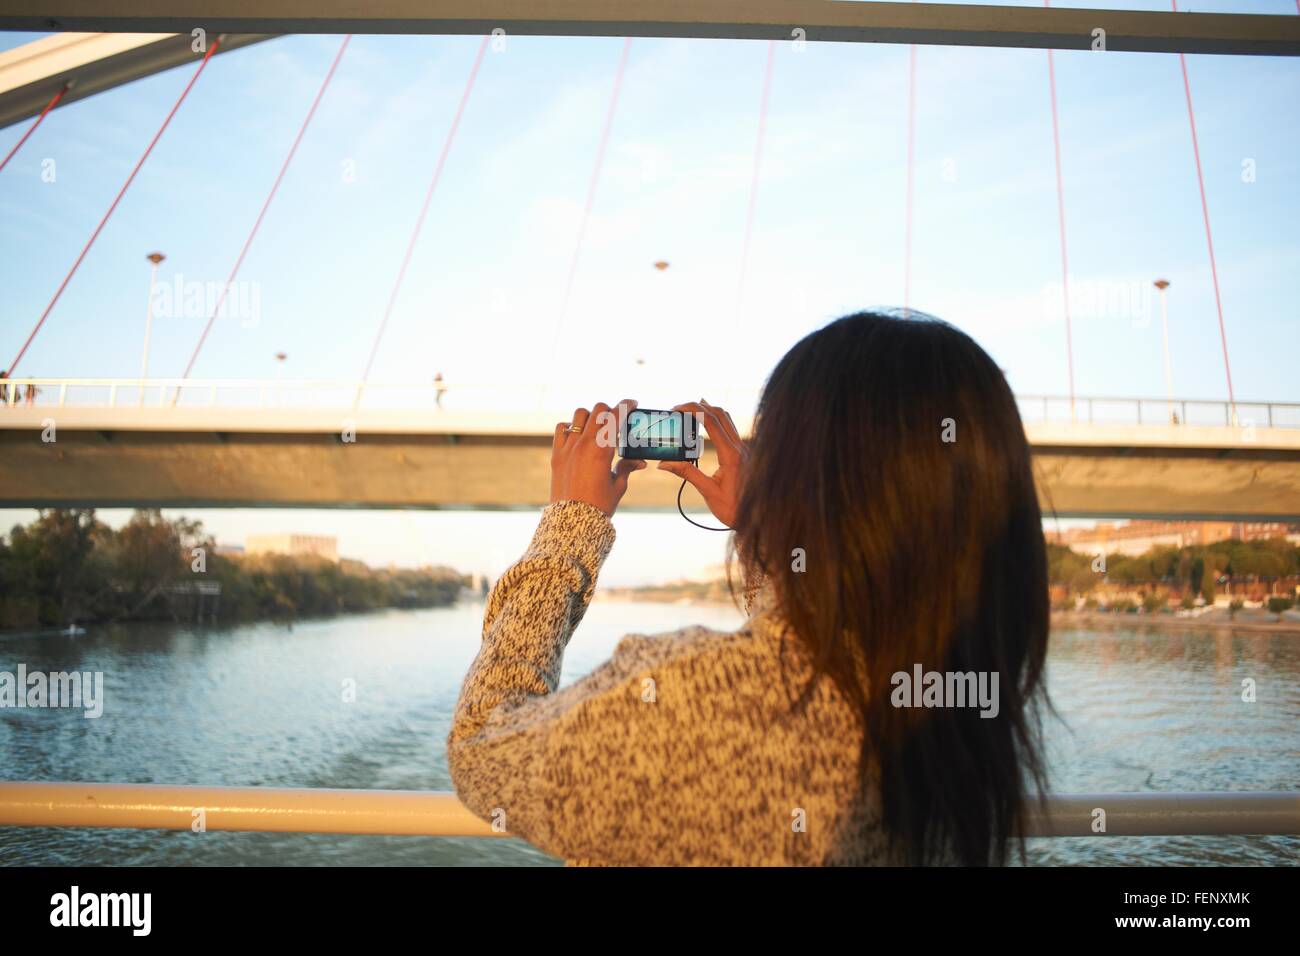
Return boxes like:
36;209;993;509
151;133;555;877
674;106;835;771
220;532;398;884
628;410;681;447
621;409;699;461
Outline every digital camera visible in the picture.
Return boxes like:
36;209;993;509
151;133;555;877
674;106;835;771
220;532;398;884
618;408;702;462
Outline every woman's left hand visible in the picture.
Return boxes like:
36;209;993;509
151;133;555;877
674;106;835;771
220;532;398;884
551;399;646;517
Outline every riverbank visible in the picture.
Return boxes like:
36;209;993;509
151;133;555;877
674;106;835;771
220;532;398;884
596;584;737;606
1052;609;1300;636
0;509;469;632
598;591;1300;636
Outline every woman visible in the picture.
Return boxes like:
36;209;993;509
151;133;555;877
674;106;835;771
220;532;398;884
447;310;1051;866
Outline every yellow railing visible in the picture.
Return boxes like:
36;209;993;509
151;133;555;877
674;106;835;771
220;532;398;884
1;782;1297;838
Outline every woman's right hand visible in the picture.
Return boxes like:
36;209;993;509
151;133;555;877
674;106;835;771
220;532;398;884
657;399;748;529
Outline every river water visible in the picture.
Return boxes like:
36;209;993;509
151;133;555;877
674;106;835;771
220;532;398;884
1;601;1296;866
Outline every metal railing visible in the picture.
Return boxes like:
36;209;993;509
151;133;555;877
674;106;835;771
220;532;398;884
0;376;758;414
1016;394;1300;430
2;377;1298;428
0;782;1296;839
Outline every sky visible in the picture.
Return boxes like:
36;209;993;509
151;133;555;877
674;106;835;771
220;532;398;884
1;1;1297;584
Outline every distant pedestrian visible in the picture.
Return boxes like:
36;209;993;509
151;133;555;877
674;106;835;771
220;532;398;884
24;381;38;406
434;372;447;410
0;370;8;405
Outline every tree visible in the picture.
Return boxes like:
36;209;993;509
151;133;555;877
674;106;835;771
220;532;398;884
1266;596;1294;618
103;509;202;620
0;509;109;626
1189;555;1205;596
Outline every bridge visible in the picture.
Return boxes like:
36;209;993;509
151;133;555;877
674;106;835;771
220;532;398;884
2;5;1294;486
2;3;1299;858
2;378;1298;518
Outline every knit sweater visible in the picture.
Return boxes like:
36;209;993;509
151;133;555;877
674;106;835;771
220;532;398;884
446;499;896;865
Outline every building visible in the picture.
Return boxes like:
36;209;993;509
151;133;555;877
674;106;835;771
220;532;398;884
245;533;338;562
1237;521;1300;544
1047;520;1300;557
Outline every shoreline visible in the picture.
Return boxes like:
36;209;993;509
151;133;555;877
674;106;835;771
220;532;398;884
1051;610;1300;636
597;594;1300;636
0;596;468;639
595;591;738;608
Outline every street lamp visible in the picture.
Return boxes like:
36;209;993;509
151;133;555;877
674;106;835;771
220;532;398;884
140;252;165;405
1153;279;1175;424
275;351;287;405
647;261;669;397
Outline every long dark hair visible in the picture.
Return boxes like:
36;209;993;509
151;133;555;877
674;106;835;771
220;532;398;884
732;310;1051;865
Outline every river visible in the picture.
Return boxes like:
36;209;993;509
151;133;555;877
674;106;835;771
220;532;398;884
1;601;1296;866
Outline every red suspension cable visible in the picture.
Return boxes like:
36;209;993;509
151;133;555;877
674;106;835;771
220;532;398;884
358;35;490;389
551;37;633;361
1171;0;1236;420
176;35;352;395
736;40;777;332
903;43;917;317
1044;2;1077;422
0;82;69;176
6;39;222;377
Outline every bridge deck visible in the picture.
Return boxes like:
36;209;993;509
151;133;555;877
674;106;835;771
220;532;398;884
3;405;1298;517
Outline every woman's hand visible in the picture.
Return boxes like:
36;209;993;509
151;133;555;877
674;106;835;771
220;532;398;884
657;399;748;529
551;399;646;517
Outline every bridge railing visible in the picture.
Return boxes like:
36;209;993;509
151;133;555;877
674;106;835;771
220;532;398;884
2;377;1299;429
0;781;1296;840
0;376;764;414
1017;395;1300;430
